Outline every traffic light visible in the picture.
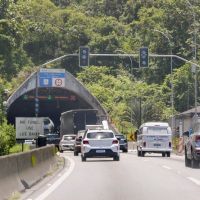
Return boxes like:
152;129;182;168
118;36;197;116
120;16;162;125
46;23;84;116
139;47;149;68
79;46;89;67
35;98;39;116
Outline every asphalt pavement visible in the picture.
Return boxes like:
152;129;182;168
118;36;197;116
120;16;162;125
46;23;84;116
22;150;200;200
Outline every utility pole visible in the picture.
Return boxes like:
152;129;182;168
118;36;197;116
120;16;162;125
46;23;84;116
186;0;198;121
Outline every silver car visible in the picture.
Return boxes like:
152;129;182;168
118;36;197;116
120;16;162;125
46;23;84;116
59;134;76;152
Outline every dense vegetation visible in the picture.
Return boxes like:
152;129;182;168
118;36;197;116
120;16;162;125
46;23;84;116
0;0;200;153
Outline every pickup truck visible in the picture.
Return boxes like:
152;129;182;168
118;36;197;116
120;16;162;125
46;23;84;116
185;132;200;168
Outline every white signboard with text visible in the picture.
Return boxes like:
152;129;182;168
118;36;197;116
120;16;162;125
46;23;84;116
16;117;44;139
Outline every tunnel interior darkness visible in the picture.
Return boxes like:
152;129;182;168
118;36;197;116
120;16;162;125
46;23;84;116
7;87;93;131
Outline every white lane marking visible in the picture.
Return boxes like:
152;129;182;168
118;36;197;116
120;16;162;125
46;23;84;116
162;165;172;170
35;156;75;200
187;177;200;186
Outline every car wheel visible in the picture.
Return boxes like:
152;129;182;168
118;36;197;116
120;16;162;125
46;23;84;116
162;153;165;157
81;155;86;162
60;149;63;153
191;157;199;168
137;150;140;157
113;156;120;161
74;151;78;156
141;151;145;157
166;152;170;157
123;149;128;153
185;151;191;167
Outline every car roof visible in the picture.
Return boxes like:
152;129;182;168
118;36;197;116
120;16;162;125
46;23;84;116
86;129;113;133
140;122;169;128
63;134;76;136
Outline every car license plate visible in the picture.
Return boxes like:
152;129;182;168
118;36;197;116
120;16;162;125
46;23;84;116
154;143;161;147
96;150;105;153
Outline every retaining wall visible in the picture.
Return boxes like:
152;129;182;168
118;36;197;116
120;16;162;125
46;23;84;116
0;145;56;200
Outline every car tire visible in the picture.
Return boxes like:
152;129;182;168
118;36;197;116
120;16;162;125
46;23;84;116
185;151;191;167
191;157;199;168
113;156;120;161
74;151;78;156
191;149;199;168
81;155;86;162
123;149;128;153
60;149;63;153
162;153;165;157
137;150;142;157
141;151;145;157
166;152;170;157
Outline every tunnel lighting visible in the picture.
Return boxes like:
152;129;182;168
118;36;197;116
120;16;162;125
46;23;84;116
22;95;77;101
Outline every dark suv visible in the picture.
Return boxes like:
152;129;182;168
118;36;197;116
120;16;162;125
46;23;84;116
74;130;85;156
115;134;128;153
185;132;200;168
46;133;60;149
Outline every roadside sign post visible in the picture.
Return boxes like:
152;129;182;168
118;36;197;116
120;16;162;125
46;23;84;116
16;117;44;140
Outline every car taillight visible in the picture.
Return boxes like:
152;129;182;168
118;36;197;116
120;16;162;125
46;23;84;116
143;141;146;147
169;142;171;148
112;140;118;144
83;140;89;144
195;135;200;142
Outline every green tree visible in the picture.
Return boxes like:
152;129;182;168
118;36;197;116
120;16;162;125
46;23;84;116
0;120;15;156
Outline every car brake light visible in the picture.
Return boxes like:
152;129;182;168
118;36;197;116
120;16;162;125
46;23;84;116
83;140;89;144
112;140;118;144
143;141;146;147
169;142;171;148
195;135;200;142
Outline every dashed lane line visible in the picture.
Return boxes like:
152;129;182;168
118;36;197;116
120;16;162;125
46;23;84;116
187;177;200;186
162;165;172;170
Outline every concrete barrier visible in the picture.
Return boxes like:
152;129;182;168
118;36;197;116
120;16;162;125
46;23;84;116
0;145;56;200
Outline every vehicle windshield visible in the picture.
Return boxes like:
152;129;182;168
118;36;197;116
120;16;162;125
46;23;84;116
193;122;200;132
63;136;76;140
115;135;125;139
47;134;59;138
147;127;168;134
87;132;114;139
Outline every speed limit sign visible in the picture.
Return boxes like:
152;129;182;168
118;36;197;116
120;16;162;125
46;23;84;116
52;78;65;87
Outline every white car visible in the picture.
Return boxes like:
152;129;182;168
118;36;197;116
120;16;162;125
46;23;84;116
81;129;120;161
59;134;76;152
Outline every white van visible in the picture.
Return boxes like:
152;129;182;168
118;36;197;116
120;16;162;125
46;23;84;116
136;122;172;157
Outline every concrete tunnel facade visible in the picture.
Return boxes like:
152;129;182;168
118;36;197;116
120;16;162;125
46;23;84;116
6;69;108;130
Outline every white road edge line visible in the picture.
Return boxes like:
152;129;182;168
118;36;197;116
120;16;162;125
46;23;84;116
162;165;172;170
35;156;75;200
187;177;200;186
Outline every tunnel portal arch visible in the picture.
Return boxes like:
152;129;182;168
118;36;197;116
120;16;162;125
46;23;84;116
6;69;107;130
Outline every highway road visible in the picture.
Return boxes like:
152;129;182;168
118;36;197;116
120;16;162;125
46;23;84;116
22;151;200;200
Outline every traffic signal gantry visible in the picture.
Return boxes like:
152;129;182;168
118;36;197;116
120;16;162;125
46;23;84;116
79;46;90;67
139;47;149;68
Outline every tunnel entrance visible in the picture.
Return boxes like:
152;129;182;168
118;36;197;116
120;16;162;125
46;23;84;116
6;69;107;133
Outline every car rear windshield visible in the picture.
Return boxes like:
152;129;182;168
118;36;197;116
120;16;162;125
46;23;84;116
47;134;59;138
87;132;114;139
115;135;125;139
147;127;168;134
63;136;76;140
